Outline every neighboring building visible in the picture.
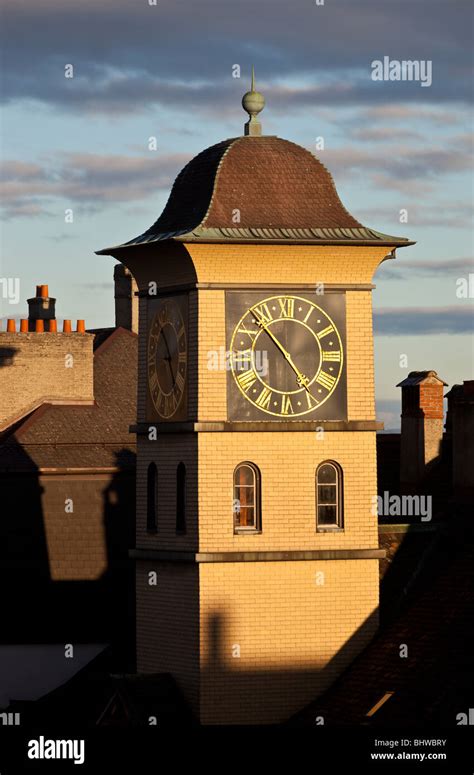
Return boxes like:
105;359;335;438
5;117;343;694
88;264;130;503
292;375;474;728
96;78;414;724
445;380;474;502
0;272;138;674
377;371;474;517
396;370;447;493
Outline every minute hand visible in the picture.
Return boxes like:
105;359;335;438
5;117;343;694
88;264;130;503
254;314;310;391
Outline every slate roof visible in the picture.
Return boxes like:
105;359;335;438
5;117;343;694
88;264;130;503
0;327;137;471
97;136;413;253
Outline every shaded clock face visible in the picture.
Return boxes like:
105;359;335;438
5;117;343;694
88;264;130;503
230;295;344;418
148;299;187;419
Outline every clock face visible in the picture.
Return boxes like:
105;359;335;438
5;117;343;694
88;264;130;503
228;293;345;419
147;297;187;420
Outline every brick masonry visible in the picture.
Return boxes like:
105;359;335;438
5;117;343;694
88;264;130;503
0;333;94;430
130;241;392;723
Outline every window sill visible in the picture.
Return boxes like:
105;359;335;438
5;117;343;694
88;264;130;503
233;529;262;536
317;527;344;533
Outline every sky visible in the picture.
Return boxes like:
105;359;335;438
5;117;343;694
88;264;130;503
0;0;473;429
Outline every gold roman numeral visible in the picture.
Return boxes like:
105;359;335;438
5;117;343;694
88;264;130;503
237;325;259;340
233;348;252;366
278;297;295;318
316;324;334;340
303;306;314;323
252;303;273;324
281;394;294;415
237;369;257;393
315;370;336;390
255;386;272;409
322;350;341;362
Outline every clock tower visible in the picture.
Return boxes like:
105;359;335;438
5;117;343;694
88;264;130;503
97;76;413;724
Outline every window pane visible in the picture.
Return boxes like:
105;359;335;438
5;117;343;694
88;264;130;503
236;506;255;528
236;465;254;487
235;486;254;508
318;464;336;484
318;484;336;504
233;463;260;532
318;505;337;525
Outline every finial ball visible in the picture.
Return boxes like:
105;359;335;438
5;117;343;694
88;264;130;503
242;90;265;118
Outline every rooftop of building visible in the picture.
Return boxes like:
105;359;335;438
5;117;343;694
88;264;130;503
0;325;137;471
97;74;413;254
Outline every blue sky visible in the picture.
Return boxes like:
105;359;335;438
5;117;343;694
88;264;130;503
1;0;473;428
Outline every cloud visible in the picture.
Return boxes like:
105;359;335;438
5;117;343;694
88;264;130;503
322;135;473;183
376;257;474;280
374;305;474;336
1;0;472;115
359;202;474;230
375;398;402;431
362;105;465;126
349;127;423;143
3;130;471;221
0;152;191;218
1;202;52;219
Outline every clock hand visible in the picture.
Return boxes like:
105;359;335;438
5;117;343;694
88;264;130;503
160;330;176;384
253;313;312;393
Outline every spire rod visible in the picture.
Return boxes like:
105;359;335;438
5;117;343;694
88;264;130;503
242;66;265;137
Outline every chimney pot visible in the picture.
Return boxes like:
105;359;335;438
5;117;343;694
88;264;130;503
77;319;85;333
35;319;44;332
49;319;58;333
63;319;72;333
6;319;16;333
28;283;56;324
20;319;28;333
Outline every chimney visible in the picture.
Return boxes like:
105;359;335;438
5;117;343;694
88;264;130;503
27;284;56;331
0;283;94;431
397;370;447;491
114;264;138;334
445;380;474;503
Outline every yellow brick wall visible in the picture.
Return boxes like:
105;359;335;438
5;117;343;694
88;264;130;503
198;430;378;553
199;559;379;724
186;244;390;285
133;240;385;724
197;290;227;420
346;291;376;420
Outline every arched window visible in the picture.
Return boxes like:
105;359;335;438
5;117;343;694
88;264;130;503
146;462;158;532
176;462;186;534
316;461;343;530
233;462;261;533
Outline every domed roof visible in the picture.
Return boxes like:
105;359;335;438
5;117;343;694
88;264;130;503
146;135;363;233
97;81;413;255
